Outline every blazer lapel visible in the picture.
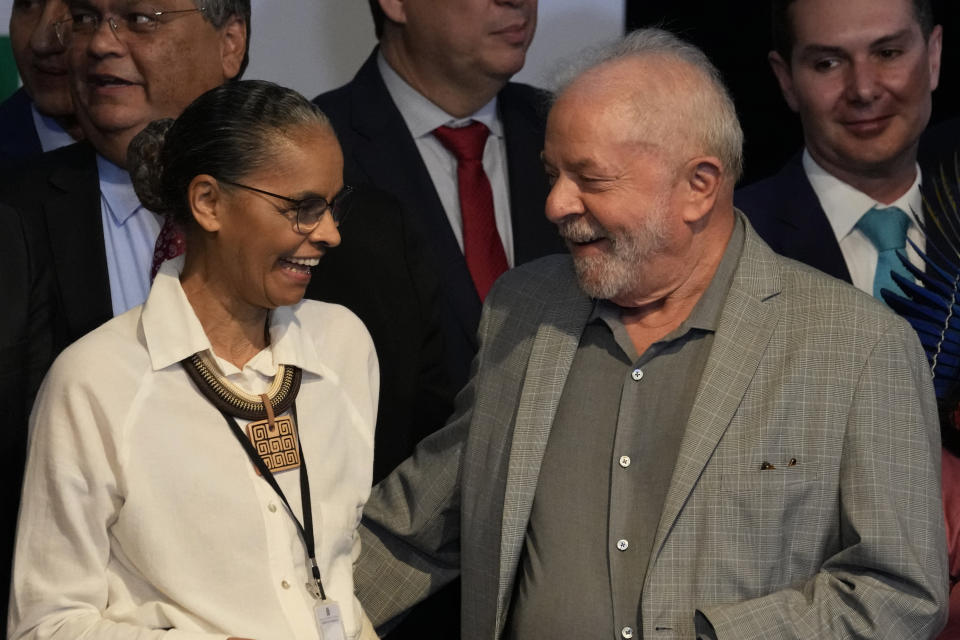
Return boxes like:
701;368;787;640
495;284;594;634
650;225;782;562
344;52;482;350
44;144;112;340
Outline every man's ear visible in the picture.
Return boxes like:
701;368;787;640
219;14;247;81
189;175;224;233
377;0;407;25
680;156;723;224
927;24;943;92
768;50;800;113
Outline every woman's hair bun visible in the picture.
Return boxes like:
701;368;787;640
128;118;176;214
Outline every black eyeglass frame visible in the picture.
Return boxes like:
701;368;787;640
219;179;354;234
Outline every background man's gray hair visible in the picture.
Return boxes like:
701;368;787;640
553;28;745;184
194;0;252;78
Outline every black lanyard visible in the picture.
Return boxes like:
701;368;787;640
220;403;327;600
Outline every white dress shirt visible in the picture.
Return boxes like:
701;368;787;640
97;154;164;315
377;52;516;266
10;257;379;640
803;149;924;295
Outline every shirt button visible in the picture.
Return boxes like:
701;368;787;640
619;455;631;468
631;368;643;381
268;503;278;513
616;539;629;551
281;580;290;589
621;626;634;639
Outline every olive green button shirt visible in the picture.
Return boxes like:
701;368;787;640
506;218;745;640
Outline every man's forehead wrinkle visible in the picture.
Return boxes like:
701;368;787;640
799;27;914;49
872;29;915;46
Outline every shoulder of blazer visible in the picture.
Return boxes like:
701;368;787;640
735;153;815;227
0;88;43;166
312;49;393;141
0;141;98;210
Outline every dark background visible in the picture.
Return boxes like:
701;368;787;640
626;1;960;186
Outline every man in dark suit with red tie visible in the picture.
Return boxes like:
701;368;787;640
314;0;564;401
313;2;563;636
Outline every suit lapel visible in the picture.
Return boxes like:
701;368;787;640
495;283;594;633
0;89;43;163
767;156;852;283
344;52;482;349
44;144;113;340
650;225;782;562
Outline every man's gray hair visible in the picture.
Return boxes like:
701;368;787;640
198;0;247;27
554;28;744;183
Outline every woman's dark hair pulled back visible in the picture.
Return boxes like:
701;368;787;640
129;79;331;226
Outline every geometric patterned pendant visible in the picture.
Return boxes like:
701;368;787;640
246;415;301;474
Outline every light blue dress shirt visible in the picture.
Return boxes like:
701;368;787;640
96;155;162;316
30;104;75;153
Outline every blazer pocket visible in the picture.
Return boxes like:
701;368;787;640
719;457;829;553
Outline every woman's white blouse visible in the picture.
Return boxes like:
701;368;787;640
9;258;379;640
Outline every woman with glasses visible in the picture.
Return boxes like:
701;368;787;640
9;80;379;640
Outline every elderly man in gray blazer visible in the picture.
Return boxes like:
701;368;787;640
355;28;948;640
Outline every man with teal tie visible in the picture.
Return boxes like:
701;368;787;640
735;0;943;299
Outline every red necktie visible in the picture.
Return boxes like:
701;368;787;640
150;215;186;281
433;122;509;301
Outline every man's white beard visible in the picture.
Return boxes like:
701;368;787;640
560;204;671;301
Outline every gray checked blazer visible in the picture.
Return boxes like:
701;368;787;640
355;213;948;639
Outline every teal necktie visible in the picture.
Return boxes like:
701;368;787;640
855;205;912;299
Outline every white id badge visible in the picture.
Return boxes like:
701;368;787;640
314;600;347;640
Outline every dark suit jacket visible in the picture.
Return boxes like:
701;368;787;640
0;203;58;633
314;50;565;393
0;141;112;342
736;152;949;288
919;116;960;172
306;188;453;481
734;153;853;283
0;89;44;170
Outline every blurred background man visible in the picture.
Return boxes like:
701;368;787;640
315;0;564;406
0;0;81;167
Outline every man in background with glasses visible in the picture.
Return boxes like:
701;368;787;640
1;0;249;322
0;0;249;629
0;0;83;168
